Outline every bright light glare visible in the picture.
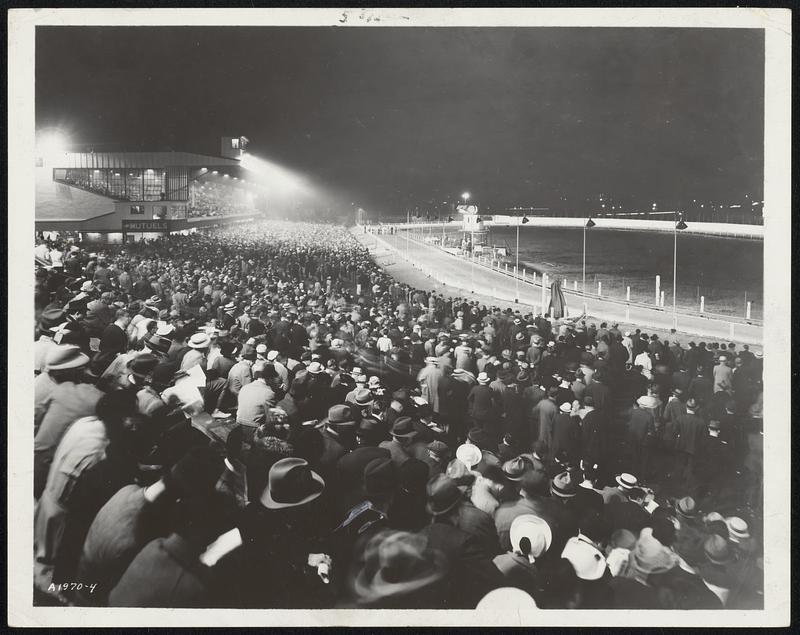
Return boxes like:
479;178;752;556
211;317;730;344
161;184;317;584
37;131;69;162
240;152;306;192
462;192;470;201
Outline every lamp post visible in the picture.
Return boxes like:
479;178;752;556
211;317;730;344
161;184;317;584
673;212;688;328
583;217;596;311
516;214;530;299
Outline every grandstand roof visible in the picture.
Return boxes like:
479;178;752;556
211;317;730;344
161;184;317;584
53;151;242;170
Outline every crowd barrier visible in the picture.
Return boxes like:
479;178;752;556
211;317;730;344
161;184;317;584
358;226;763;346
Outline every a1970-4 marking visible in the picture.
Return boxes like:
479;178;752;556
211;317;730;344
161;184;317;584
47;582;98;594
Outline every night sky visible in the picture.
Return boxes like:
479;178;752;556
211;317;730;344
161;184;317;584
36;26;765;215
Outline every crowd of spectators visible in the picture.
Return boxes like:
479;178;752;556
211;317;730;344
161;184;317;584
32;222;764;610
188;181;255;218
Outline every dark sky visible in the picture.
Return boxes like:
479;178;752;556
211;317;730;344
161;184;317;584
36;26;764;214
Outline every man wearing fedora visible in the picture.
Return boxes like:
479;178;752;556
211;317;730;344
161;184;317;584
419;478;506;608
627;395;659;481
467;371;500;441
379;417;425;468
494;468;561;553
317;404;359;479
531;386;559;457
673;398;706;492
34;345;104;499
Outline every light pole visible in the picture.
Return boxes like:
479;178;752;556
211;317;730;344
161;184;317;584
583;217;596;311
516;214;530;299
673;212;688;328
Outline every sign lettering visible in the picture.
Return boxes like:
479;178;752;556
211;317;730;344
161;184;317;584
122;220;169;232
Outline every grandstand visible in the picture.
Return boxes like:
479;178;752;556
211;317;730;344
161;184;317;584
35;143;262;243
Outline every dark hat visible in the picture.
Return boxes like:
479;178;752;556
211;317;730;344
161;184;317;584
502;456;532;482
466;427;494;452
427;440;449;459
352;530;447;605
260;457;325;509
151;361;179;389
497;438;518;462
167;446;224;501
357;417;384;443
220;341;240;357
550;471;578;498
390;416;417;439
324;404;357;429
86;351;116;379
651;515;677;547
426;475;462;516
144;334;172;356
127;353;160;385
241;341;257;361
364;457;398;499
520;469;549;497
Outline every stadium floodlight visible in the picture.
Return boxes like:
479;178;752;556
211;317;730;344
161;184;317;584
239;152;306;192
461;192;470;203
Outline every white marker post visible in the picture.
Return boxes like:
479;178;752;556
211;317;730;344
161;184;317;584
746;302;752;320
573;280;578;291
522;268;526;282
626;286;631;302
597;281;602;296
660;290;665;307
700;296;705;313
541;273;548;310
655;275;661;306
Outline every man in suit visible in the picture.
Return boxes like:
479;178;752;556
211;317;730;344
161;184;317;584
99;309;132;355
673;398;706;491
